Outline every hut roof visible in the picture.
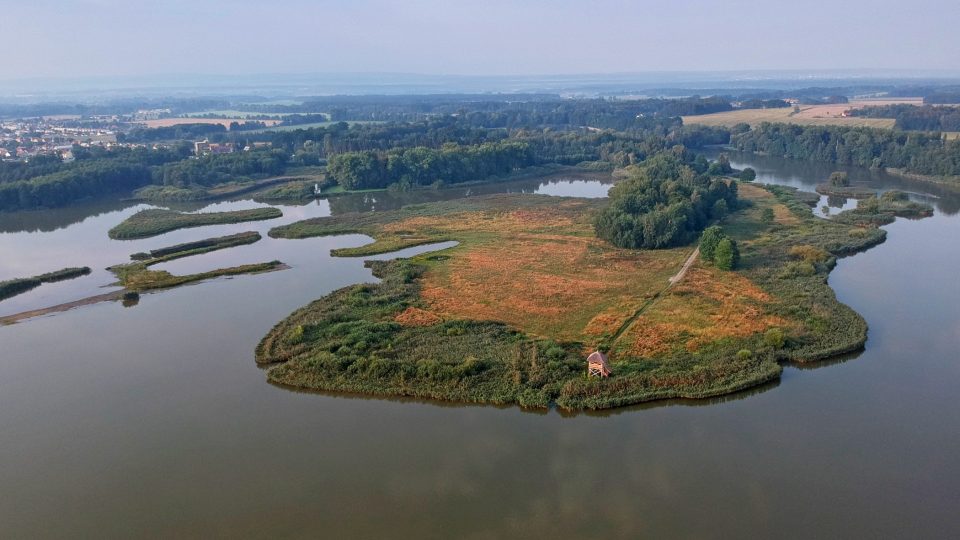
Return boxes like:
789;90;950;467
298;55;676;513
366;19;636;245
587;351;609;367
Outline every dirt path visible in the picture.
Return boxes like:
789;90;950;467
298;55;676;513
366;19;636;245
609;247;700;344
669;247;699;286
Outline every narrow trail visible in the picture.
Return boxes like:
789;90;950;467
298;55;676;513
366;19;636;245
669;247;700;286
609;247;700;344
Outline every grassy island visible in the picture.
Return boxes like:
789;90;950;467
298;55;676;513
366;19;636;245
0;267;92;302
109;231;279;291
110;260;284;291
815;184;877;199
108;207;282;239
257;178;926;410
130;231;262;262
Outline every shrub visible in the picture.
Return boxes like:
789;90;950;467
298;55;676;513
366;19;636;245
881;190;909;202
714;238;740;270
699;225;726;262
829;171;850;187
760;207;775;224
764;328;786;349
789;245;830;264
739;167;757;182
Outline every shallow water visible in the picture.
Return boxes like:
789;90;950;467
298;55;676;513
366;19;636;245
1;166;959;538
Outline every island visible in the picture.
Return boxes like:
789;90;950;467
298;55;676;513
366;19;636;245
256;154;931;410
108;207;282;240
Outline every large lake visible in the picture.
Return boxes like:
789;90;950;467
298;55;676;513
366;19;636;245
1;164;958;538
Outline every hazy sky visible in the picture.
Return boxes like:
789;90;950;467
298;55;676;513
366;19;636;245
1;0;958;80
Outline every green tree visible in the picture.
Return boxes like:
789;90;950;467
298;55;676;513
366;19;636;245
714;237;739;270
739;167;756;182
699;225;726;262
760;207;775;224
712;198;729;220
829;171;849;187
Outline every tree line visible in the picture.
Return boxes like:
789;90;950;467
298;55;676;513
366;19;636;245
731;123;960;176
848;104;960;132
327;141;533;190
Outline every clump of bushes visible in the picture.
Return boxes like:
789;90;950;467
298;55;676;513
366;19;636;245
699;226;740;270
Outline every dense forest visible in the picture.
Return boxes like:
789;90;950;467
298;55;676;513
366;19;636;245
593;151;738;249
732;123;960;176
327;141;533;190
154;150;288;187
8;90;960;212
0;146;192;211
120;123;227;143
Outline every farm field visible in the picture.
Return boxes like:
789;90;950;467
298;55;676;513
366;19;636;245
137;117;282;128
681;98;926;129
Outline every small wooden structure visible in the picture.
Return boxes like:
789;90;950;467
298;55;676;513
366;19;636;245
587;350;612;378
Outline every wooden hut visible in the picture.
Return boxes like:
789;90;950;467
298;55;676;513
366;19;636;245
587;350;612;378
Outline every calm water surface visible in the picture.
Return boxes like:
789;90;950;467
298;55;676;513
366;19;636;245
1;167;958;538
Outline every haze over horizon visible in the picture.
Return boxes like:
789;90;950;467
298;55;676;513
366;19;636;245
2;0;958;82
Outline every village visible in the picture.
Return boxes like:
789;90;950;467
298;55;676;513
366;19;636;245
0;108;274;162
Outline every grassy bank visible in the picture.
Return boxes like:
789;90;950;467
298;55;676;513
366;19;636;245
110;260;285;291
885;168;960;191
0;267;91;302
258;184;921;410
108;207;282;239
134;174;325;204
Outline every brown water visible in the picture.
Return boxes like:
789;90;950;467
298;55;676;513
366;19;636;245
1;166;959;538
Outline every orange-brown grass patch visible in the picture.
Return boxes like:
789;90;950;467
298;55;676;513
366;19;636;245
773;203;801;225
584;310;631;337
394;306;442;327
738;183;775;200
618;265;792;357
404;204;688;341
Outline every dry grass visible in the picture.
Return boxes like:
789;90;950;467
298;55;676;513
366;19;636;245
400;204;688;342
616;265;792;357
394;306;442;327
682;100;909;129
773;203;801;225
305;197;691;344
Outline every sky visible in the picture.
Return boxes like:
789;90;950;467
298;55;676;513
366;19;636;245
1;0;958;81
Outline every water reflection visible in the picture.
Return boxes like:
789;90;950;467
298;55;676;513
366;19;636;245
713;149;960;215
329;171;613;213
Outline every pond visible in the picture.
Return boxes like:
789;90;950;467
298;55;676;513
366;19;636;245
1;165;958;538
